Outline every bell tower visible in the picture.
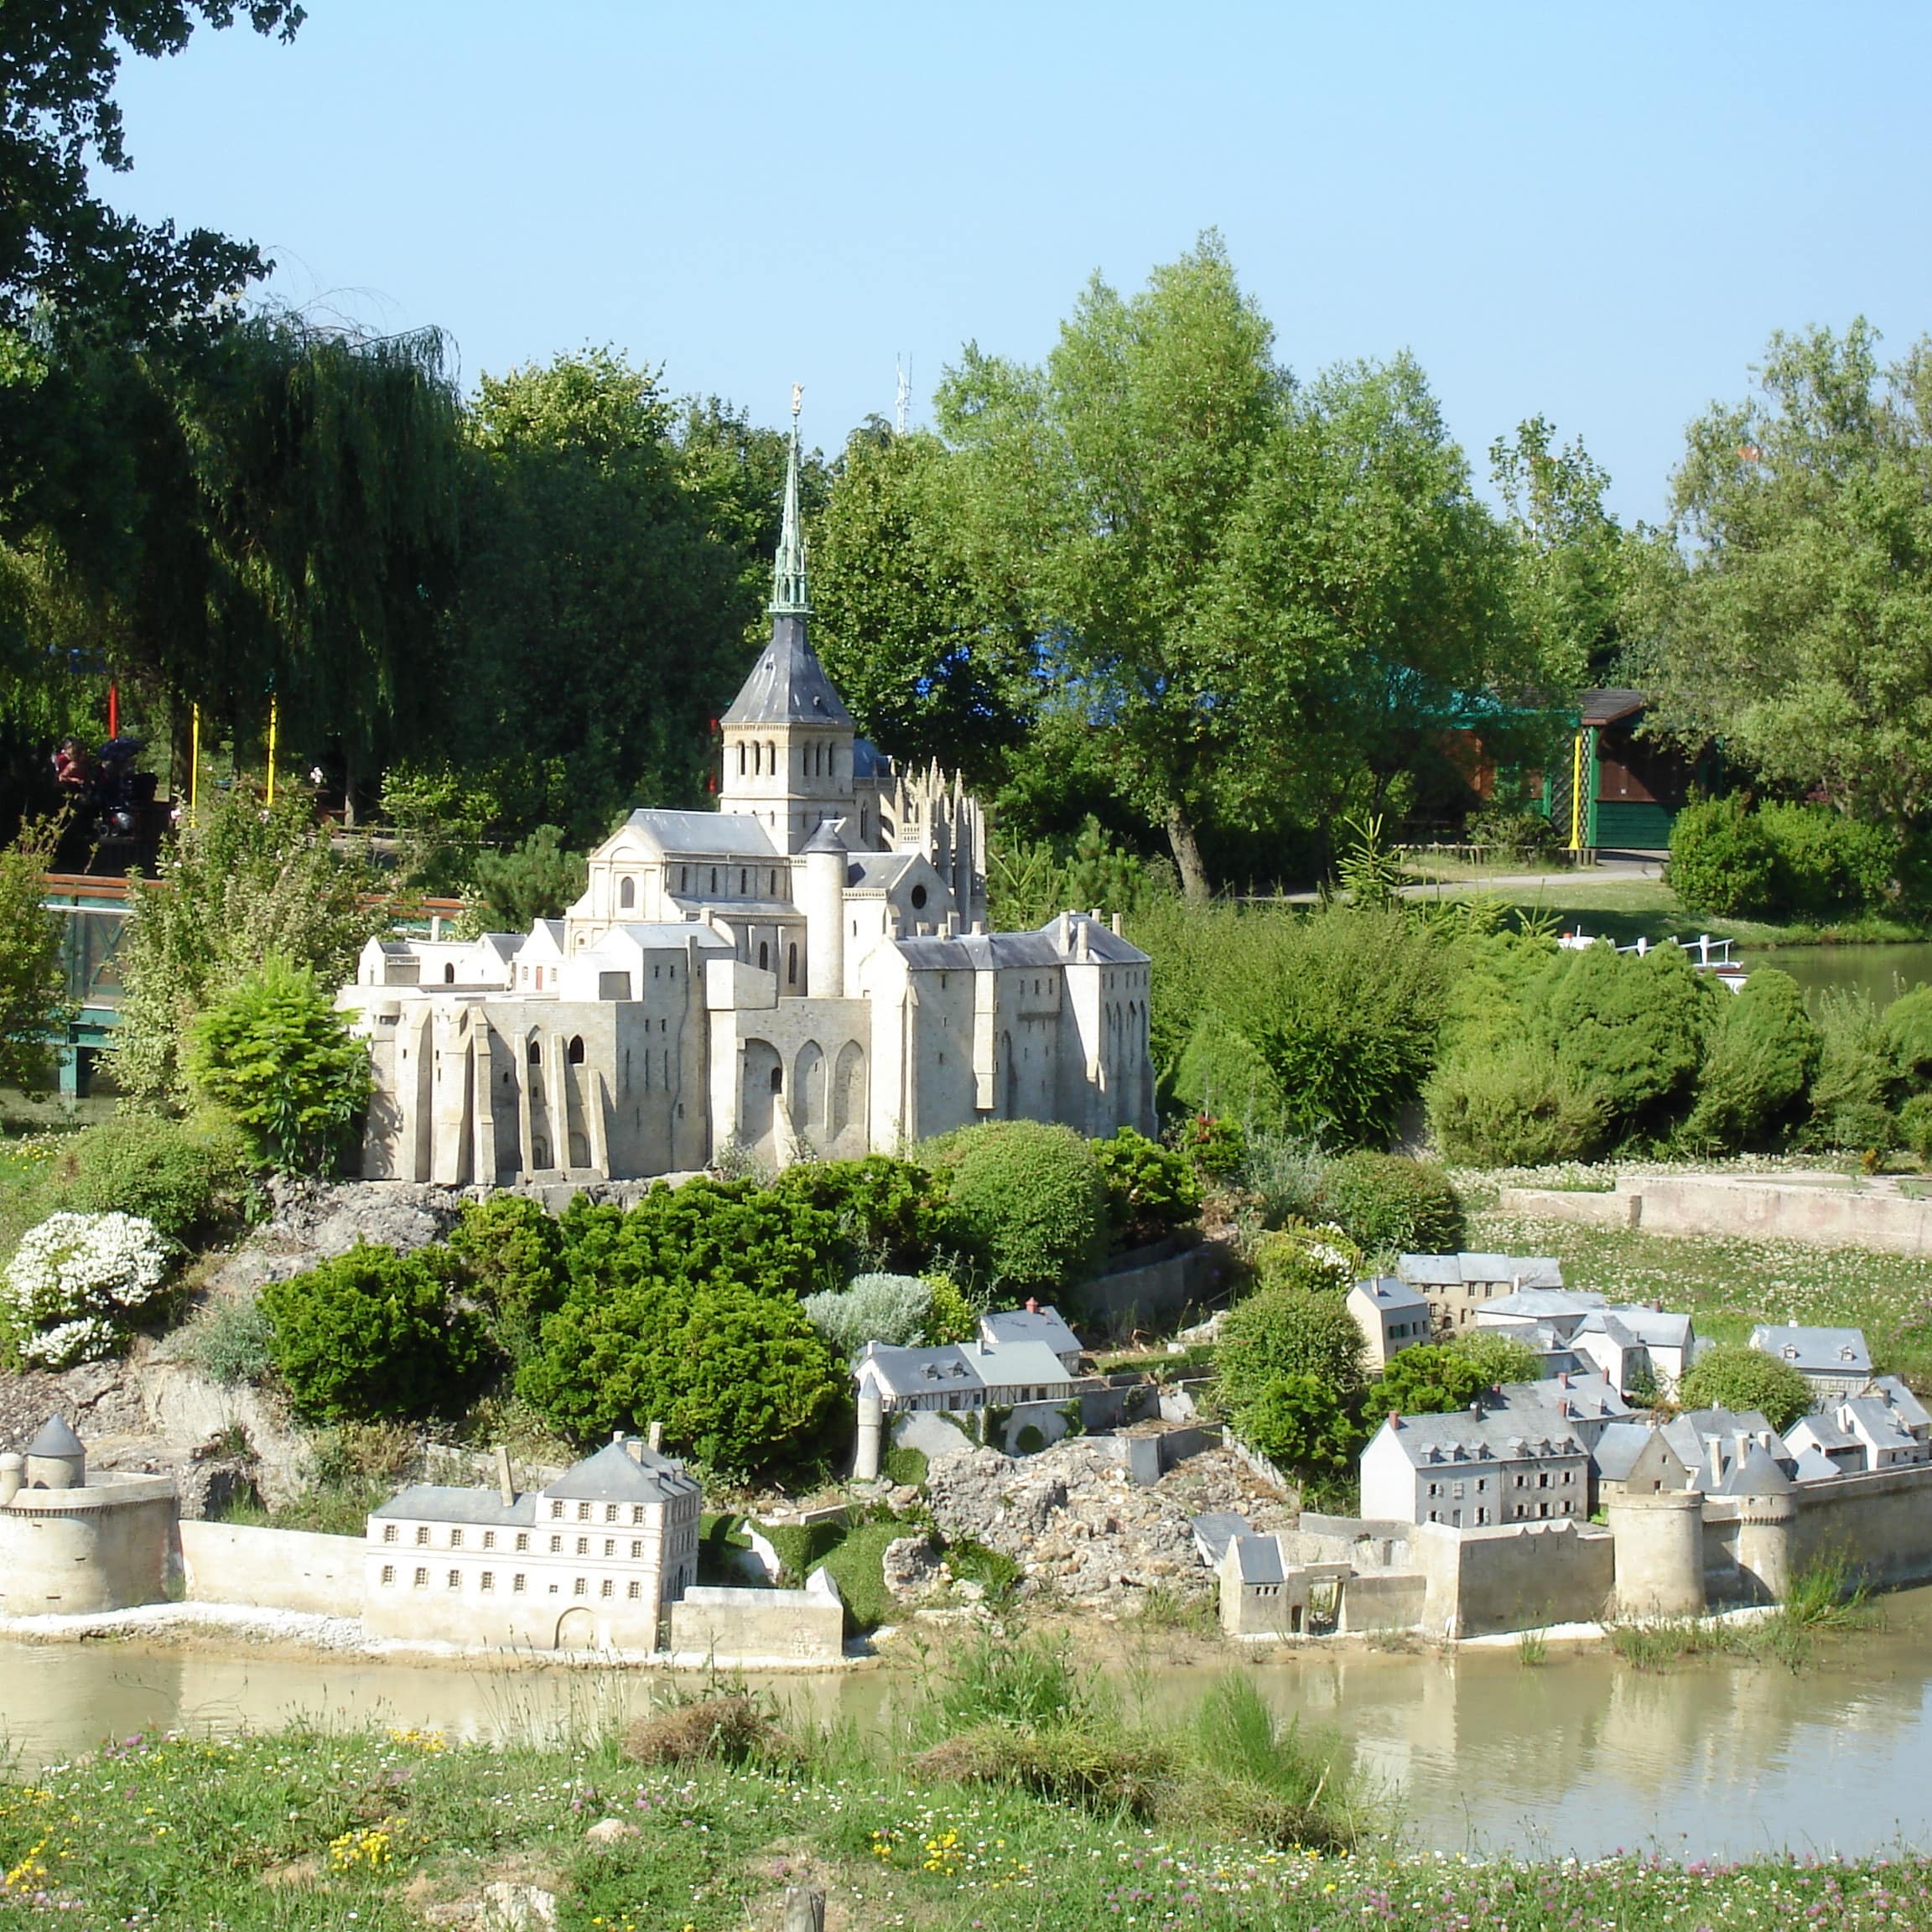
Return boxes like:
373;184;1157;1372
717;387;858;854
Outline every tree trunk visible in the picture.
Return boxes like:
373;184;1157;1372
1164;804;1212;904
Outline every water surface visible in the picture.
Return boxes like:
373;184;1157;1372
9;1594;1932;1861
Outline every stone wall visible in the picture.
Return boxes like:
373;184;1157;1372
667;1582;844;1665
1499;1175;1932;1257
176;1520;364;1616
1338;1570;1427;1633
1415;1519;1615;1638
1789;1462;1932;1587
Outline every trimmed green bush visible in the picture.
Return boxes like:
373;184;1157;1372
1537;943;1715;1136
51;1114;246;1243
1900;1092;1932;1164
1217;1284;1367;1413
1676;1343;1813;1433
1366;1344;1488;1417
261;1242;491;1423
1318;1152;1464;1257
1233;1373;1361;1475
1757;802;1895;920
924;1119;1106;1293
1680;969;1821;1151
1669;795;1775;916
1807;990;1900;1150
1095;1127;1202;1248
1171;1013;1290;1135
769;1155;953;1275
1251;1222;1363;1296
882;1442;928;1487
517;1272;844;1477
447;1194;569;1365
1448;1328;1540;1388
188;954;371;1173
1425;1042;1607;1166
1885;987;1932;1084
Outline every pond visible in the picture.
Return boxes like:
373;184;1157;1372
10;1593;1932;1861
1751;942;1932;1011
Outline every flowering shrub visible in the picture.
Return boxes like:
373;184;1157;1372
2;1210;170;1367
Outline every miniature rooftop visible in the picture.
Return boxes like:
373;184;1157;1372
1376;1407;1585;1462
371;1436;695;1523
979;1303;1082;1358
1749;1324;1872;1374
1398;1253;1564;1288
1352;1275;1431;1311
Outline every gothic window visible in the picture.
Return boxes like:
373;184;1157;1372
787;943;798;986
740;869;748;894
443;963;455;984
527;1037;541;1065
568;1036;584;1065
758;941;769;971
619;876;634;909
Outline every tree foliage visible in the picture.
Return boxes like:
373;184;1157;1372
923;1119;1106;1293
1366;1344;1490;1418
0;816;70;1091
261;1242;489;1424
0;1;302;337
1676;1343;1813;1435
1639;321;1932;831
188;954;371;1172
1218;1285;1368;1415
108;787;378;1106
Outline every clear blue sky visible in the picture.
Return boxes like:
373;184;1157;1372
101;0;1932;523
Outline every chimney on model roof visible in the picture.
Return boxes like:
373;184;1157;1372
647;1420;664;1456
496;1444;515;1507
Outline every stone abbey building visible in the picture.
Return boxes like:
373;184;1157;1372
342;400;1156;1184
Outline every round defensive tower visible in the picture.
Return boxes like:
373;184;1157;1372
0;1416;177;1618
854;1384;884;1483
1732;1489;1798;1605
1608;1487;1706;1620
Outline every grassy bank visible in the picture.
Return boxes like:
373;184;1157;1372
1471;1203;1932;1384
5;1716;1930;1930
1401;868;1932;949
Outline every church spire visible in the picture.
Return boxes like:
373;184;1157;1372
770;382;809;616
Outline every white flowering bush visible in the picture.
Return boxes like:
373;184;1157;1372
2;1211;171;1368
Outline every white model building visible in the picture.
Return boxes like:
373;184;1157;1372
363;1436;701;1651
343;397;1156;1184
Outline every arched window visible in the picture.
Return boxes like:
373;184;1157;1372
737;743;746;776
740;869;748;894
758;941;770;971
710;867;719;892
568;1036;584;1064
618;875;634;909
787;943;798;986
527;1037;542;1066
443;963;455;984
770;1065;783;1093
766;740;776;774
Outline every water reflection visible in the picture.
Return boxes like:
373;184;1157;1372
5;1599;1932;1859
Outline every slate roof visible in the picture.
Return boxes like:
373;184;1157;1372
1379;1410;1585;1466
1493;1373;1631;1426
1192;1513;1254;1566
1868;1374;1932;1432
801;818;847;854
720;617;856;728
1839;1396;1924;1455
845;851;920;891
895;916;1149;974
1785;1411;1858;1455
1399;1254;1564;1289
543;1441;699;1503
603;922;733;952
858;1343;983;1400
1748;1324;1872;1377
981;1305;1083;1360
1231;1535;1285;1585
1481;1287;1606;1321
621;809;779;858
1791;1446;1841;1484
26;1415;83;1458
958;1339;1078;1391
852;737;891;780
1589;1306;1694;1350
370;1486;538;1527
1592;1419;1667;1483
1712;1442;1794;1498
1352;1275;1431;1314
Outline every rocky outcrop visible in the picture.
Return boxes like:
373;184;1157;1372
204;1177;467;1295
923;1437;1296;1608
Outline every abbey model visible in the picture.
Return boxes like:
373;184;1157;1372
341;395;1156;1185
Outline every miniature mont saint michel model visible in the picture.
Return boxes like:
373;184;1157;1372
341;392;1156;1185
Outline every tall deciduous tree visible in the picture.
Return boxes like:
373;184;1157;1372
811;421;1036;782
436;350;760;844
937;234;1289;900
1638;320;1932;828
1;0;302;336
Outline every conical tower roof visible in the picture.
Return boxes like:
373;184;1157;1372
720;387;855;730
26;1415;83;1457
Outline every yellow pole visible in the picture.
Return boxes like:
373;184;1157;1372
1568;726;1584;849
265;694;278;807
189;704;200;813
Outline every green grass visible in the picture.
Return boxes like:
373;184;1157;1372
3;1720;1929;1930
1470;1202;1932;1384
